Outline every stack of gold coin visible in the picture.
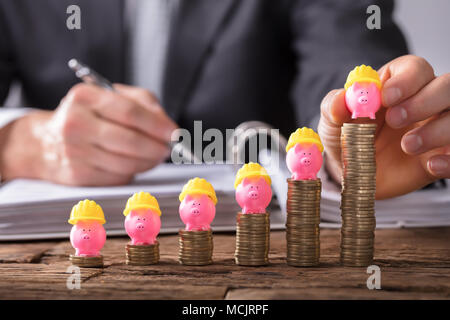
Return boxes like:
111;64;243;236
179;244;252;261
340;123;377;267
286;178;321;267
69;254;103;268
179;230;213;266
234;212;270;266
126;243;160;265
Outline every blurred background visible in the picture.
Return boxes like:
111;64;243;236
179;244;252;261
4;0;450;107
395;0;449;75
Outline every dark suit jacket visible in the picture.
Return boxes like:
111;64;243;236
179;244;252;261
0;0;407;138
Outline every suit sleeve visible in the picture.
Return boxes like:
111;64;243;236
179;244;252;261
0;4;15;105
289;0;408;127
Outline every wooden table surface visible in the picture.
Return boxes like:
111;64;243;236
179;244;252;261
0;228;449;300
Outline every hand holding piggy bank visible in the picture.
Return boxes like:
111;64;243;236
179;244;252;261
234;162;272;214
68;200;106;257
286;128;324;180
344;65;382;120
123;192;162;245
179;178;217;231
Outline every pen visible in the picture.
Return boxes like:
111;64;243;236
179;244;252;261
68;59;115;91
68;58;200;164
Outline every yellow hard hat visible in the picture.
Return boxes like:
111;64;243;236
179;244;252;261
344;64;381;90
68;199;106;225
234;162;271;189
179;178;217;205
123;191;161;216
286;127;323;153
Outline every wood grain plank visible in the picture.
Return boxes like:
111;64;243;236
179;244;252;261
0;228;449;299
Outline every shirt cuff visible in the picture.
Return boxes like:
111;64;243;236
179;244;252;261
0;108;33;129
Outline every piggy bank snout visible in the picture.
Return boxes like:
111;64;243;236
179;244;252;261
190;207;200;215
135;222;145;230
248;189;259;199
358;95;368;104
81;233;90;240
300;157;312;166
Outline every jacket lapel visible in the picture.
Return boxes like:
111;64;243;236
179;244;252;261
162;0;238;120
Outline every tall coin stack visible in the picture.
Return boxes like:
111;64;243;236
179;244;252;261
234;212;270;266
126;243;160;265
70;255;103;268
286;179;321;267
179;230;213;266
340;123;377;267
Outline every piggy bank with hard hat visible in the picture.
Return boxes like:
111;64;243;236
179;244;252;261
179;178;217;231
123;191;162;245
234;162;272;214
344;65;382;120
286;127;324;181
69;199;106;257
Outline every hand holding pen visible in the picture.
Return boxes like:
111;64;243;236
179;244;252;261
0;59;179;186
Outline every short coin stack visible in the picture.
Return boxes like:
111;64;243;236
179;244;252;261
234;212;270;266
126;243;160;265
340;123;377;267
69;255;104;268
179;230;213;266
286;178;321;267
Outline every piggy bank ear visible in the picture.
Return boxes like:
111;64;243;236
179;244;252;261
257;177;267;185
368;82;377;91
242;178;250;186
184;194;193;202
352;82;361;91
294;144;302;154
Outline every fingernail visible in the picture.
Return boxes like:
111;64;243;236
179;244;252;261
387;106;407;128
384;87;402;106
402;134;423;154
429;158;448;175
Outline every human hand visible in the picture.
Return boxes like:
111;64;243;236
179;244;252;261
318;55;450;199
0;84;178;186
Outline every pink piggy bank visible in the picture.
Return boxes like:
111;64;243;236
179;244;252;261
179;194;216;231
70;220;106;257
345;82;381;119
125;210;161;245
235;177;272;214
286;143;323;180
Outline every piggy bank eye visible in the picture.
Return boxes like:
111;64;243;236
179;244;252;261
308;152;311;155
360;91;364;94
256;186;259;189
137;218;140;220
82;229;85;231
88;229;91;232
143;218;146;221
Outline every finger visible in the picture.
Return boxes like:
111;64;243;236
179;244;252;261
381;55;435;107
114;84;178;139
318;89;349;171
386;73;450;128
427;154;450;179
114;84;159;109
320;89;350;127
66;83;175;143
81;144;159;175
401;111;450;155
84;113;170;161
